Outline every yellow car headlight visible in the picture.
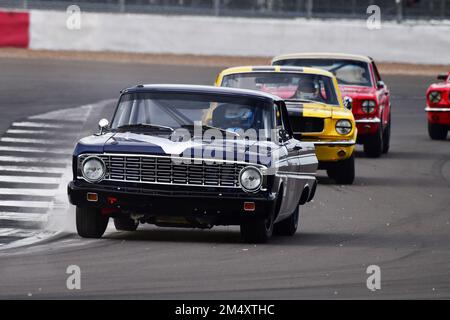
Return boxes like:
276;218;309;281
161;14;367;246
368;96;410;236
335;119;352;135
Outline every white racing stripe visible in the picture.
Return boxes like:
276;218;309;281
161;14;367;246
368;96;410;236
0;146;71;154
0;165;66;174
0;137;67;144
0;212;47;222
0;155;68;164
0;175;60;184
0;188;57;196
0;200;51;208
11;122;65;129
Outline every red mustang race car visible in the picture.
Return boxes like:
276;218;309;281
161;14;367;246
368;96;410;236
425;72;450;140
272;53;392;157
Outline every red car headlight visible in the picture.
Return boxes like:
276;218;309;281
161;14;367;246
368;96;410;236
428;91;442;103
361;100;376;114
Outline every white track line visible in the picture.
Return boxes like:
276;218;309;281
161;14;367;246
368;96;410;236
11;122;65;129
0;228;43;237
0;212;47;222
0;137;68;144
6;129;73;135
0;201;51;208
0;176;60;184
0;146;71;154
0;156;68;164
0;165;66;174
0;188;57;196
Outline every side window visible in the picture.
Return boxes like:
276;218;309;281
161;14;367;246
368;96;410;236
372;62;382;83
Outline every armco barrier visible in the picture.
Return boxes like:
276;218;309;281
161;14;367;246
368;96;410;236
0;10;29;47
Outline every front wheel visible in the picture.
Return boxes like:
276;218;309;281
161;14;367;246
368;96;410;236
326;154;355;185
76;207;109;238
428;122;448;140
114;216;139;231
382;116;391;154
364;125;383;158
240;214;274;244
273;206;299;236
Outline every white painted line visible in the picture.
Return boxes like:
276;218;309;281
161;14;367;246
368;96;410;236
7;129;69;135
0;156;68;164
0;137;67;144
11;122;65;128
0;201;51;208
0;166;66;174
0;212;47;222
0;228;45;238
0;146;71;154
0;175;60;184
0;188;57;196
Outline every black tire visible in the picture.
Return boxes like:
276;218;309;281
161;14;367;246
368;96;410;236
273;206;299;236
240;214;274;244
364;124;384;158
326;154;355;185
382;116;391;154
428;122;448;140
114;216;139;231
76;207;109;239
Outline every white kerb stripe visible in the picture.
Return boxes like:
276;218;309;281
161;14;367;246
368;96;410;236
0;188;57;196
0;156;68;164
12;122;65;128
0;201;51;208
0;166;66;174
0;212;47;222
0;175;60;184
0;137;67;144
0;146;71;154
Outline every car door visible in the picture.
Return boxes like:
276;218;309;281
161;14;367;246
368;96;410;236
372;61;390;128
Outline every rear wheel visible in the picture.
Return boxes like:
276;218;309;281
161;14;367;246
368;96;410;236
114;216;139;231
382;116;391;154
273;206;299;236
364;125;384;158
240;214;274;244
76;207;109;238
428;122;448;140
326;154;355;185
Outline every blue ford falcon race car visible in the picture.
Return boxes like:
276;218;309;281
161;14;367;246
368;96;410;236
68;85;318;243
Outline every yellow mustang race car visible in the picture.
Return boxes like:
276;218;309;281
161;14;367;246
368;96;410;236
215;66;357;184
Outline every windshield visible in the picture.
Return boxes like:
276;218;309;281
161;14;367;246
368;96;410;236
273;59;372;87
221;72;340;105
111;92;274;138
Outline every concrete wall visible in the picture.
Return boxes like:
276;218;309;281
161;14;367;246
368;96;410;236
24;9;450;65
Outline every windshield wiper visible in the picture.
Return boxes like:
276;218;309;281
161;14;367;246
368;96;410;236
116;123;174;132
180;124;240;137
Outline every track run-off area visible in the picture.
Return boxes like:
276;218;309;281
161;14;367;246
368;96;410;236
0;56;449;299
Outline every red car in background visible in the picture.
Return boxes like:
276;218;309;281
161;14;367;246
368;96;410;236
272;53;391;157
425;73;450;140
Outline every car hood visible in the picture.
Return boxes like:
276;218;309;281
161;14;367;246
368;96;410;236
75;132;281;164
286;101;352;120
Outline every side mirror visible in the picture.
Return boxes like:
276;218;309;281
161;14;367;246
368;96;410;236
376;80;385;90
343;96;353;110
437;74;448;81
98;118;110;135
278;129;290;142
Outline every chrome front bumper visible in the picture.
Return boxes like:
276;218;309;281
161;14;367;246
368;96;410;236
425;107;450;112
312;140;356;146
355;117;381;123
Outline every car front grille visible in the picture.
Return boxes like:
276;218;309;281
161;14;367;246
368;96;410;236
78;154;250;188
290;117;325;133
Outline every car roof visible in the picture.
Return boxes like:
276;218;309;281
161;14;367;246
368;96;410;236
272;53;373;64
218;65;335;78
122;84;282;102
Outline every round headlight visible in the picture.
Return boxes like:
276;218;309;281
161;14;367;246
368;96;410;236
82;156;106;183
239;166;262;192
335;119;352;135
428;91;441;103
362;100;376;113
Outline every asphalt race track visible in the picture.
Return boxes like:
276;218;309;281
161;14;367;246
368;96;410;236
0;57;449;299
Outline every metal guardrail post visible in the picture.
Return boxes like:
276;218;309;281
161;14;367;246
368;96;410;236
306;0;313;18
118;0;125;13
213;0;220;16
396;0;403;23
